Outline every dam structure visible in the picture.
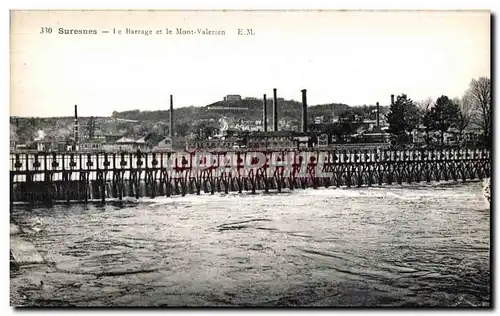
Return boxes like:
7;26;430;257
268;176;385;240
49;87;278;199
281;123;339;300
9;90;492;205
10;148;491;205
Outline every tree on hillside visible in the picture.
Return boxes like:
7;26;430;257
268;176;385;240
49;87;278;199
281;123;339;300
338;108;365;123
463;77;491;147
338;109;356;122
427;95;460;147
386;94;420;144
173;122;191;138
453;96;474;145
359;104;379;120
416;97;434;146
331;122;359;143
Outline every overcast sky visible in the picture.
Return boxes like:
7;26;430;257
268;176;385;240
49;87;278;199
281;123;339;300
10;10;490;117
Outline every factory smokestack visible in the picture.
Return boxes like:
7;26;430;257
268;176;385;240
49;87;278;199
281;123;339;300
169;95;174;138
391;94;395;106
376;101;380;128
74;104;79;150
273;88;278;132
301;89;308;133
262;94;268;132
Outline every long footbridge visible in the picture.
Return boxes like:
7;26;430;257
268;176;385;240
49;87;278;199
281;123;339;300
10;148;491;205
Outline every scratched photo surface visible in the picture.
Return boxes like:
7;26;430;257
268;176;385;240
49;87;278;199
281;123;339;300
9;10;491;307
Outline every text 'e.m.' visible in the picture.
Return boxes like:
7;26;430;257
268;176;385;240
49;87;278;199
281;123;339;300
238;28;255;36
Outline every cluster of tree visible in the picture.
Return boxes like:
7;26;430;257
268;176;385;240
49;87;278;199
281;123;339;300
387;77;491;148
337;107;367;122
307;106;385;143
308;121;364;142
10;115;117;143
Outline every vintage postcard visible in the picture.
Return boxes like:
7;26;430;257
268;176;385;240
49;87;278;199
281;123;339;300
9;10;491;307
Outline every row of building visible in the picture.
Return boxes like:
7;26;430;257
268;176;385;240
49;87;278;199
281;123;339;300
11;91;484;154
11;133;175;153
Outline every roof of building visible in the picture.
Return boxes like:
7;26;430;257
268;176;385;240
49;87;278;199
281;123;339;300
10;128;19;142
116;137;136;144
157;137;172;146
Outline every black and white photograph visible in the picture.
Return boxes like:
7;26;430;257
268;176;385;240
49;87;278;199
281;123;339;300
9;9;491;308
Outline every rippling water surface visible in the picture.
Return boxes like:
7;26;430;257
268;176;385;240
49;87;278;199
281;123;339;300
10;181;490;307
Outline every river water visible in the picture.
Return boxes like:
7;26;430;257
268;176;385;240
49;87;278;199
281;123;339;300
10;181;491;307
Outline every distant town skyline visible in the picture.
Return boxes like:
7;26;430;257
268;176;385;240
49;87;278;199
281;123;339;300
10;10;490;117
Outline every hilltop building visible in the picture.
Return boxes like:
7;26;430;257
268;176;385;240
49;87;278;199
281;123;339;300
223;95;242;102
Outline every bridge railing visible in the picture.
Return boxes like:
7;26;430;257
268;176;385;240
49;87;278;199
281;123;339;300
9;148;491;204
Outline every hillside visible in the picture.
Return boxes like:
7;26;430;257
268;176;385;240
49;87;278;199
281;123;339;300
10;100;389;143
113;100;356;123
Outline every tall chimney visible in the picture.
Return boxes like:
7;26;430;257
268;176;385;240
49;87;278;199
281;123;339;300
169;95;174;138
262;94;268;132
390;94;395;105
301;89;308;133
74;104;79;149
376;101;380;128
273;88;278;132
